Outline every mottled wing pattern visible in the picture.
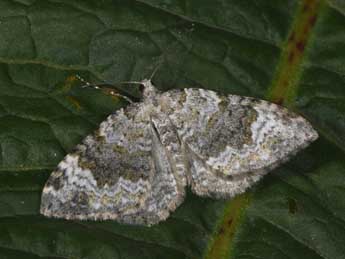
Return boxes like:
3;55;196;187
150;111;188;191
41;103;185;225
159;88;318;198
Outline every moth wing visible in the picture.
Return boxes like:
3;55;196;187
159;88;318;198
40;103;185;226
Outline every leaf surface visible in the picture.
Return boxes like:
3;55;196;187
0;1;344;259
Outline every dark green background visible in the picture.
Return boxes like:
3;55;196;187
0;1;344;258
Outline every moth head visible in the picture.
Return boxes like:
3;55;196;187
140;79;158;101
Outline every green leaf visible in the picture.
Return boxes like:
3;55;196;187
1;0;344;258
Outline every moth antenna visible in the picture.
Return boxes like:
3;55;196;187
76;74;98;89
76;74;134;103
118;81;144;85
149;59;164;81
106;91;134;104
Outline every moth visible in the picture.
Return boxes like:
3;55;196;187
40;78;318;226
